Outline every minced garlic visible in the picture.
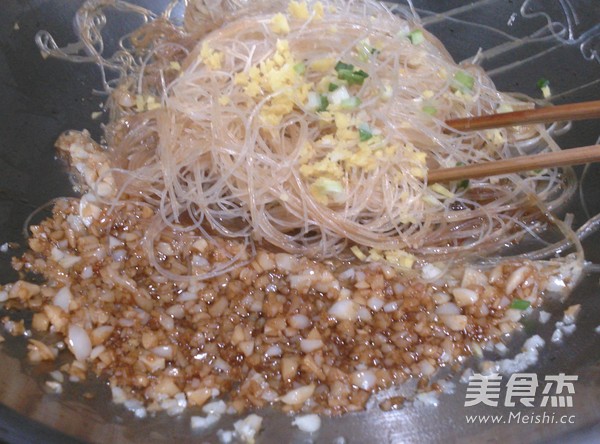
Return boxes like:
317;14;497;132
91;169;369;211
288;1;309;20
199;42;223;70
270;13;290;34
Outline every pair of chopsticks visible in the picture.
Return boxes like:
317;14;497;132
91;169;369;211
429;99;600;184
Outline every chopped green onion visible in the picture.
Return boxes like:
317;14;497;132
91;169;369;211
329;85;350;105
336;69;353;81
335;61;369;86
311;177;346;204
357;43;370;62
496;103;514;114
422;105;437;115
536;77;550;89
317;95;329;112
314;177;344;194
510;299;531;310
457;179;469;190
453;71;475;91
537;77;552;99
306;91;321;110
540;86;551;98
537;78;551;98
359;129;372;141
335;61;354;72
328;82;340;92
293;62;306;74
356;40;379;61
430;183;454;198
408;29;425;45
340;97;361;109
337;69;369;86
455;163;469;189
358;123;373;141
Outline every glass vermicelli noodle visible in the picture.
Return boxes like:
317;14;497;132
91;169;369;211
2;0;590;423
37;0;580;277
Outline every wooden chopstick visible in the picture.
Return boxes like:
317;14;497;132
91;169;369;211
428;144;600;184
446;99;600;131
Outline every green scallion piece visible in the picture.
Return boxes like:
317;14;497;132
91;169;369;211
454;71;475;91
536;77;550;89
357;41;371;62
358;125;373;142
541;86;551;98
336;69;353;82
537;78;551;98
328;83;340;92
510;299;531;310
340;97;361;109
335;61;354;72
293;62;306;75
335;61;369;86
422;105;437;115
337;69;369;86
317;95;329;112
408;29;425;45
455;163;469;189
